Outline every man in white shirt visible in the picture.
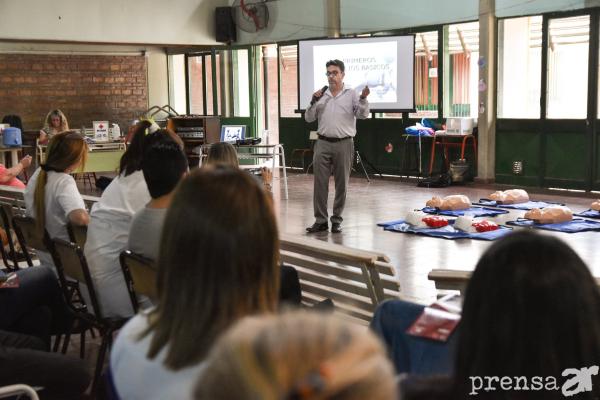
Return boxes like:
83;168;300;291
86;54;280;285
304;59;370;233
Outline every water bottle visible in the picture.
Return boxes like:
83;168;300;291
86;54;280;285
111;123;121;140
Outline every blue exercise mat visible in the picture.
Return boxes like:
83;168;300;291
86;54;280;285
378;219;512;241
574;209;600;219
421;206;508;217
474;199;563;210
506;218;600;233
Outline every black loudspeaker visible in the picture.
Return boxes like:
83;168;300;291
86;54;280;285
215;7;237;43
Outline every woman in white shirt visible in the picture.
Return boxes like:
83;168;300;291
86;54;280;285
24;131;89;271
84;121;182;318
110;167;279;400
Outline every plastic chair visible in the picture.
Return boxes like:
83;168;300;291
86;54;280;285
0;200;23;270
119;250;157;313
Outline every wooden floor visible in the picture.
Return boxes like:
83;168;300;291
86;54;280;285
270;170;600;304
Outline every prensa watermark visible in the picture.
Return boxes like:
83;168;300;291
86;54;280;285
469;366;599;397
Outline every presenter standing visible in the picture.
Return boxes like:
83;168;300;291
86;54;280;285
305;59;370;234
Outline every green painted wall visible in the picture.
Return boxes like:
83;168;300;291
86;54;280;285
495;121;590;190
280;116;478;176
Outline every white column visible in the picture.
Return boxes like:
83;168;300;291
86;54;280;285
477;0;497;182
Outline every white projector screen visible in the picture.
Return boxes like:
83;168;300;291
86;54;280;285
298;35;415;111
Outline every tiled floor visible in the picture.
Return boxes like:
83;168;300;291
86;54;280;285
268;171;600;304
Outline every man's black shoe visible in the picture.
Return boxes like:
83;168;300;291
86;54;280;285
306;222;328;233
331;223;342;233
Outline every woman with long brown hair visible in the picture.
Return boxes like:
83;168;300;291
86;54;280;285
24;131;89;270
110;167;280;400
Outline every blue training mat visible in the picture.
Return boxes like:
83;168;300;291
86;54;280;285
378;219;513;241
474;199;564;210
506;218;600;233
421;206;508;217
574;209;600;219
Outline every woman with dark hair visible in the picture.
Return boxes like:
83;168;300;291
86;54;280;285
380;230;600;399
24;131;89;271
110;167;279;400
84;122;181;318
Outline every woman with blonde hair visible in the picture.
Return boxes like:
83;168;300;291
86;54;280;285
39;109;69;144
110;167;280;399
205;142;273;192
24;131;89;270
204;141;239;168
195;311;397;400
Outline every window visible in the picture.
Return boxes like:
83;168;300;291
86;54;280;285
168;55;187;114
410;31;439;119
279;45;300;118
546;15;589;119
232;49;250;117
498;16;542;118
188;56;204;114
443;22;479;118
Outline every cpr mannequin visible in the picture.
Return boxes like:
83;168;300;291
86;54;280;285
426;195;471;211
489;189;529;204
591;200;600;211
524;205;572;224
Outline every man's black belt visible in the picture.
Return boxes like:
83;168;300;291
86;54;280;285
318;135;351;143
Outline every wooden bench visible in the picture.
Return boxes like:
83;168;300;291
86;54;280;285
429;268;600;294
280;233;400;324
428;269;471;293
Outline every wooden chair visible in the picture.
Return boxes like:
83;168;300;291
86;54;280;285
119;250;157;313
11;214;50;267
67;222;88;249
52;238;127;395
279;233;400;324
0;199;23;270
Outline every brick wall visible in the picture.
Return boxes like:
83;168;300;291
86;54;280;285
0;54;148;132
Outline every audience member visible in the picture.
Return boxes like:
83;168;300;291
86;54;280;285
0;329;90;400
195;311;397;400
110;167;279;400
0;155;32;189
84;122;179;318
127;138;188;260
374;231;600;400
205;142;273;192
0;266;70;347
39;109;69;144
24;131;89;271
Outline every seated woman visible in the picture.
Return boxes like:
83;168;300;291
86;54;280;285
84;122;180;318
374;230;600;400
205;142;273;192
0;155;31;189
204;143;299;306
39;109;69;144
24;131;89;271
195;311;397;400
110;167;279;400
